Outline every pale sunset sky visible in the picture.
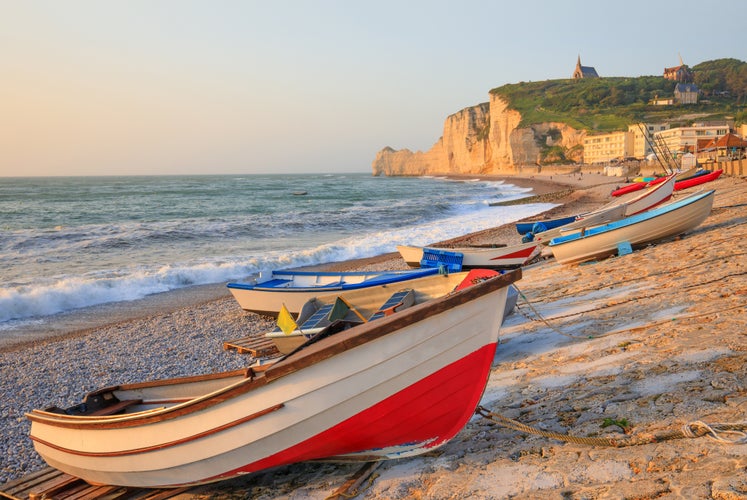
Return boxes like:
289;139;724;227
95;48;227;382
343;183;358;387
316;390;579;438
2;0;744;177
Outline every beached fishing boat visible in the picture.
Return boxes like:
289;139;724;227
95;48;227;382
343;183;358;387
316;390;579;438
27;269;520;488
265;270;518;354
548;190;714;265
226;268;440;318
530;174;675;243
515;215;577;236
610;167;704;197
674;169;722;191
397;240;542;269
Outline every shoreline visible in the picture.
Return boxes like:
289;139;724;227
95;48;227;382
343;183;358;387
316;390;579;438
0;173;618;353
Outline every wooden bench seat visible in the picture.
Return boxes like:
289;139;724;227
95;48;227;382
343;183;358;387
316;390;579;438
89;399;142;416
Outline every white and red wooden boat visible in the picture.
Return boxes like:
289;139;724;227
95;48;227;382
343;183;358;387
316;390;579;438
530;174;676;243
397;240;541;269
27;269;520;488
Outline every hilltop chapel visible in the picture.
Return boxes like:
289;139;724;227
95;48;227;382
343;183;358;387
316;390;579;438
572;55;599;79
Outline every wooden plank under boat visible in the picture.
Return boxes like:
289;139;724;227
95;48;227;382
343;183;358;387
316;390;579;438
27;269;520;489
547;190;714;265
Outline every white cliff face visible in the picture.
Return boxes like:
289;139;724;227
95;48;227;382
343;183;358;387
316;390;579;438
486;94;522;173
371;94;585;176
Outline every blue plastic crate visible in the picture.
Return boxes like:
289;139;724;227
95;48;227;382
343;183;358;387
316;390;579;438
420;248;463;272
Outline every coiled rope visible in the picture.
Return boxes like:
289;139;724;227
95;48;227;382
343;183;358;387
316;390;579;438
475;406;747;446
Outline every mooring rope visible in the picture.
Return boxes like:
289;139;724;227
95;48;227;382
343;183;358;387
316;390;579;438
512;270;747;339
475;406;747;446
534;248;747;305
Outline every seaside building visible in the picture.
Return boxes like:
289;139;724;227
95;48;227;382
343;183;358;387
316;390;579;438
572;55;599;79
653;121;732;157
697;132;747;162
629;123;670;158
583;130;634;164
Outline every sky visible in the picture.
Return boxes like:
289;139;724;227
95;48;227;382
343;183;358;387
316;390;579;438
1;0;745;177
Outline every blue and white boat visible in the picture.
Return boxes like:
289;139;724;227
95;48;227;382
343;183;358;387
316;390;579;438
548;190;715;265
515;215;577;237
227;267;441;317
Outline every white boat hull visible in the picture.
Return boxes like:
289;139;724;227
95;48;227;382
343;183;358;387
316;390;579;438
28;271;519;488
548;190;714;265
397;241;541;269
532;175;676;244
227;269;437;317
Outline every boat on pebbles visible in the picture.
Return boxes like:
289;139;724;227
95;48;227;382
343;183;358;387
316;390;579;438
397;241;542;270
226;267;440;318
27;269;520;488
548;190;714;265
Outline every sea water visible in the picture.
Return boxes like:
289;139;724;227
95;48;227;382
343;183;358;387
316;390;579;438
0;173;555;328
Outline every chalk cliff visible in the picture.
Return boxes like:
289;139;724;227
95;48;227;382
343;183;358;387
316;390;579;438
371;94;586;176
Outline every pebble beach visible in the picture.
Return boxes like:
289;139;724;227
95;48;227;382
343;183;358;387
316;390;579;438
2;173;746;499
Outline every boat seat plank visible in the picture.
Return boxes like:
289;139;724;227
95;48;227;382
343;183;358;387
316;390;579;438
254;278;292;288
89;399;143;416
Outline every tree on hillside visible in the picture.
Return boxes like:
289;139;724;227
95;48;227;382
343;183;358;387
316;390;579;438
693;58;747;101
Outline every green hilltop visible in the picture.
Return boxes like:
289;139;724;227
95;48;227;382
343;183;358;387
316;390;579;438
490;58;747;132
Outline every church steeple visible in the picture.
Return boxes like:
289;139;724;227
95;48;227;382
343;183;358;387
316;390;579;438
573;54;599;79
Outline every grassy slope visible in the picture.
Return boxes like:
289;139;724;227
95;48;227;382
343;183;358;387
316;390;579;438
490;76;740;132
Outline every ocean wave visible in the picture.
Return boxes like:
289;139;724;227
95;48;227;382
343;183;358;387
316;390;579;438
0;201;556;325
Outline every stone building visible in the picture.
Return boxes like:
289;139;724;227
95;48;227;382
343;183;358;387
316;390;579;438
674;83;699;104
572;55;599;79
664;56;694;82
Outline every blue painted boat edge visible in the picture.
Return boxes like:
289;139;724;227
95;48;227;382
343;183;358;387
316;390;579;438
548;190;715;246
226;267;439;291
515;215;577;235
271;268;434;278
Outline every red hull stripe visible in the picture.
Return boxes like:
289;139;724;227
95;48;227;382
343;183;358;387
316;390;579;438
208;343;498;483
490;246;536;261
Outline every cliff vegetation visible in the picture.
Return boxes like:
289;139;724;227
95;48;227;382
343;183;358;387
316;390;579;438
492;58;747;133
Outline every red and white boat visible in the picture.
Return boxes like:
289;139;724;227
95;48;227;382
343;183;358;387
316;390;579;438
531;174;676;243
397;240;542;269
27;269;520;488
674;169;722;191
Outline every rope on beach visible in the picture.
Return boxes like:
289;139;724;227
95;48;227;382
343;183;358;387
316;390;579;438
475;406;747;447
513;284;592;339
534;249;747;305
513;270;747;331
